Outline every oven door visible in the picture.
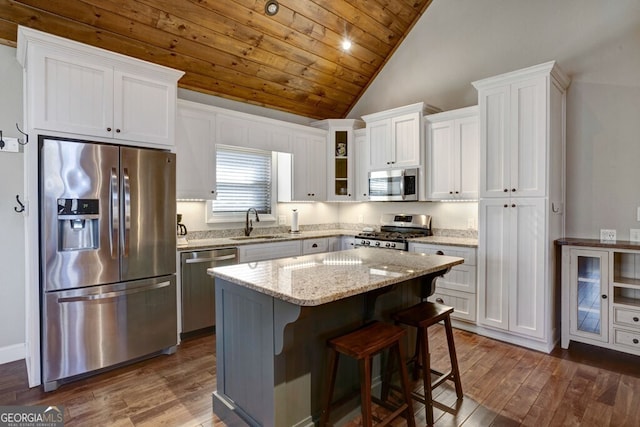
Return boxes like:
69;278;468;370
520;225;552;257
368;168;418;201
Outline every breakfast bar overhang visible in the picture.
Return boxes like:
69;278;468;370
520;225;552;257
208;247;464;427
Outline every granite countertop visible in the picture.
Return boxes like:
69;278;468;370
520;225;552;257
177;229;478;251
556;237;640;250
208;247;464;306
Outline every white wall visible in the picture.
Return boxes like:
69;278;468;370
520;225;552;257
348;0;640;239
0;44;26;363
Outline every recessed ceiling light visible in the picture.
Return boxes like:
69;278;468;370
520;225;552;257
341;39;352;51
265;0;279;16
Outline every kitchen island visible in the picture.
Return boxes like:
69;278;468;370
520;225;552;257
208;247;464;427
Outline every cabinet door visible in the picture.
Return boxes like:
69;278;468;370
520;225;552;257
456;115;480;199
479;85;510;198
509;198;546;338
175;104;216;200
328;129;354;201
296;133;326;201
510;76;547;197
427;120;455;200
568;249;609;343
114;70;176;146
478;199;511;331
31;46;114;137
392;112;421;168
354;129;369;201
237;241;301;263
367;119;392;170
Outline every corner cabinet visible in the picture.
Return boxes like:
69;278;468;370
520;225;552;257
426;106;479;200
18;26;183;148
175;100;217;200
474;62;570;352
310;119;364;201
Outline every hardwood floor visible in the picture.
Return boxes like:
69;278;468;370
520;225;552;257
1;327;640;426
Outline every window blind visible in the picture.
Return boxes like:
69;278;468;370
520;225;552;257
212;146;272;214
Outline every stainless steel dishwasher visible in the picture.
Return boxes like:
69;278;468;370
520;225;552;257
180;247;237;338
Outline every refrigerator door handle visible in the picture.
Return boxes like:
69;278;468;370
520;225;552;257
57;280;172;303
122;167;131;258
110;167;119;259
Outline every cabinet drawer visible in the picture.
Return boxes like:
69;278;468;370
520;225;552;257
427;289;476;322
438;264;477;293
237;241;301;263
613;328;640;352
410;244;476;266
613;307;640;330
302;238;329;254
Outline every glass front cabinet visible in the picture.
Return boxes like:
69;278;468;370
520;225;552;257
561;244;640;356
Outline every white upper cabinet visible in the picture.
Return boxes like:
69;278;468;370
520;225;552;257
310;119;364;201
215;113;292;153
473;62;569;198
18;27;183;148
278;129;328;202
354;128;369;201
426;106;479;200
363;103;439;171
175;100;217;200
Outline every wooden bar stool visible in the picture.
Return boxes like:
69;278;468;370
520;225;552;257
391;301;463;426
320;321;416;427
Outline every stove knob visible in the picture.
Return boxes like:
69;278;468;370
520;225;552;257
375;241;381;247
385;242;391;248
390;243;396;248
360;240;366;245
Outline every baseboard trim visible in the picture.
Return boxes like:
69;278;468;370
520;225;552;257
0;343;25;365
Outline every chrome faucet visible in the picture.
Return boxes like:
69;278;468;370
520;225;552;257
244;208;260;236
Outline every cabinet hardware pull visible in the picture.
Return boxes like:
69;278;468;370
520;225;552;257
504;204;508;208
449;191;453;194
436;298;444;304
602;294;607;299
312;243;318;248
455;191;459;194
634;339;639;344
634;317;639;322
107;127;112;132
512;204;516;208
116;129;121;133
512;188;516;192
211;190;215;194
504;189;508;192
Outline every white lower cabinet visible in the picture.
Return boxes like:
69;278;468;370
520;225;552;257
302;238;329;255
409;243;477;322
562;244;640;356
478;198;547;339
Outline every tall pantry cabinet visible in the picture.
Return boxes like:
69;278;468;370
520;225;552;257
473;61;570;352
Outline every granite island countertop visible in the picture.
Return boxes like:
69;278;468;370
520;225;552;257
208;247;464;306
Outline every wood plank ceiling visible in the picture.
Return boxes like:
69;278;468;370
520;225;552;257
0;0;433;119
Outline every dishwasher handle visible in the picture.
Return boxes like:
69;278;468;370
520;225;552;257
184;254;237;264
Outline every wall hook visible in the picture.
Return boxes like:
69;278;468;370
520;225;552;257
15;123;29;145
14;195;25;213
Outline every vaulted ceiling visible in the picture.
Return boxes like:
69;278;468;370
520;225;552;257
0;0;433;119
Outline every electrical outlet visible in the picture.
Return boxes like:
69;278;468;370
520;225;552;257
278;215;286;225
631;229;640;243
0;137;20;153
600;229;617;242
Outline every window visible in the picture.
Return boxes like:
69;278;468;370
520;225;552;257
207;145;274;222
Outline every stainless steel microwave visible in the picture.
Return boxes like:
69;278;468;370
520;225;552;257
368;168;418;201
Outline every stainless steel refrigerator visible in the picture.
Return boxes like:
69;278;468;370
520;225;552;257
39;136;177;391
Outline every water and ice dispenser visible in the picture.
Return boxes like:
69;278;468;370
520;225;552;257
57;198;100;251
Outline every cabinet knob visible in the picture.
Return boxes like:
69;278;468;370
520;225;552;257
211;190;215;194
107;127;112;132
504;189;508;192
363;193;367;196
634;317;639;322
504;204;508;208
634;338;639;345
348;193;351;197
511;188;516;192
512;204;516;208
455;191;459;194
601;294;607;299
436;298;444;304
116;129;121;133
449;191;453;194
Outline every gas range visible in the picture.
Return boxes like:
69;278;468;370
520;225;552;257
355;213;432;251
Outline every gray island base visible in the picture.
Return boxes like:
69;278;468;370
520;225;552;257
208;248;464;427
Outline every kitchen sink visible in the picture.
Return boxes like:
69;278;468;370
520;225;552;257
230;235;287;241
